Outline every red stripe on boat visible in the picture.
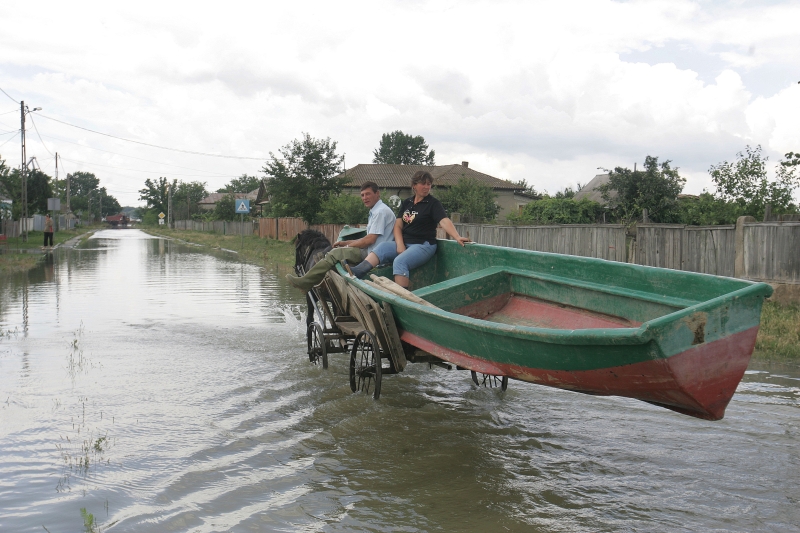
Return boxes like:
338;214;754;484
400;327;759;420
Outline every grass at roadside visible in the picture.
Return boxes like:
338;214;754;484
753;300;800;361
0;226;97;276
3;227;97;250
142;227;296;266
0;254;43;275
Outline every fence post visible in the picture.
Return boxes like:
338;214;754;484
734;216;756;278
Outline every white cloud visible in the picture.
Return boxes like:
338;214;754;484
0;0;798;205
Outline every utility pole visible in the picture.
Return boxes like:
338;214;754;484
167;182;172;229
54;152;59;232
99;192;102;223
20;100;27;242
66;170;70;213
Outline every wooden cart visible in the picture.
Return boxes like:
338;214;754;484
304;271;507;399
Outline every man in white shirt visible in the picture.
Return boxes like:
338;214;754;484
286;181;395;292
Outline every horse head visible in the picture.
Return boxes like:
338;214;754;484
293;229;332;275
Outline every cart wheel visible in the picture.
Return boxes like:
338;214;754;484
350;331;381;399
307;323;328;369
471;371;508;391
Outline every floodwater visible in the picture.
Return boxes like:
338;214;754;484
1;230;798;533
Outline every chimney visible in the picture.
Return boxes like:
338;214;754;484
461;161;469;168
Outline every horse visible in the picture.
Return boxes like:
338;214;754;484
293;229;333;327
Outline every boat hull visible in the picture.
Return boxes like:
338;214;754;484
401;325;758;420
340;240;772;420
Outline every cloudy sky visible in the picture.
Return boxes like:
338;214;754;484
0;0;798;206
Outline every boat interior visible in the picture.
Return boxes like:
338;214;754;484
369;240;755;331
410;266;697;329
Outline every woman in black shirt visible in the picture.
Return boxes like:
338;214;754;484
348;170;469;287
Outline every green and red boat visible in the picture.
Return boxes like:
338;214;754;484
333;239;772;420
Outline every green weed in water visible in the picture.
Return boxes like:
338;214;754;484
80;507;99;532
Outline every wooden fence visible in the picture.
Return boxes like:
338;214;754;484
741;222;800;283
176;218;355;247
632;220;800;283
174;220;258;236
170;217;799;284
257;218;353;244
453;223;628;262
633;223;738;277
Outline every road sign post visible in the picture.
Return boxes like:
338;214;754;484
235;199;250;250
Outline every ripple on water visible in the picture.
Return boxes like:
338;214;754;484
1;231;799;532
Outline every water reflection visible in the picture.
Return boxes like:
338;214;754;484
0;230;798;532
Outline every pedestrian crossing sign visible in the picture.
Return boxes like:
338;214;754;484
235;199;250;214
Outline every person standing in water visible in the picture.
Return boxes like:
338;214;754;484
43;214;54;248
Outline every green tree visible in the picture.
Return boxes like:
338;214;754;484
599;156;685;223
318;193;370;224
675;192;743;225
57;171;99;201
437;177;499;222
512;179;539;198
217;174;261;194
173;180;209;219
0;167;53;217
781;151;800;169
45;171;121;220
710;145;799;220
372;130;436;165
97;187;122;217
511;197;604;225
263;133;347;224
138;177;176;215
211;193;237;221
554;184;582;199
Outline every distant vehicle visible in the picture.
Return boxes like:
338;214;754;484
105;214;130;228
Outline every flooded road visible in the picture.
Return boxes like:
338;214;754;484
1;229;799;532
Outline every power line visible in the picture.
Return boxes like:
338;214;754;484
37;113;266;160
0;86;19;104
58;155;237;178
0;131;19;150
28;114;55;157
0;108;19;116
31;128;245;176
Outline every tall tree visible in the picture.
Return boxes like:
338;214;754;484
710;145;799;219
210;193;237;221
372;130;436;165
437;177;499;222
217;174;261;194
173;180;209;219
0;167;53;217
263;133;347;224
138;177;176;215
97;187;122;217
599;156;685;223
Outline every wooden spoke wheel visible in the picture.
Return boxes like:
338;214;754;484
471;371;508;391
349;330;382;399
306;323;328;369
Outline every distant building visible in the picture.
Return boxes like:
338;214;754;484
573;173;616;205
332;162;533;220
198;189;259;211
